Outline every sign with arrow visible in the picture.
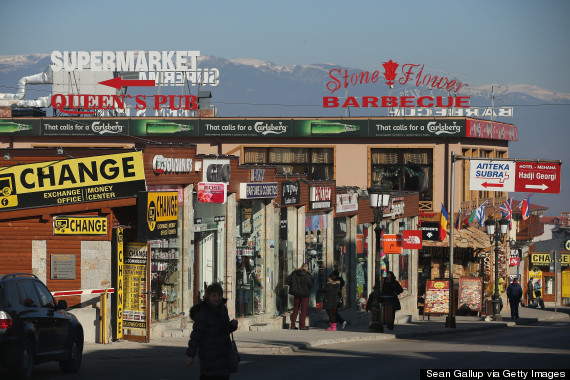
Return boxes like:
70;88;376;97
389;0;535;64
469;159;515;192
383;234;402;254
99;77;156;89
514;162;561;194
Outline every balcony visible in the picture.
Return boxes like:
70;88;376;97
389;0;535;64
516;215;544;241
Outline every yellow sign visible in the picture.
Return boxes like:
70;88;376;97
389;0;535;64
531;253;552;266
115;228;124;340
561;253;570;267
146;191;178;231
562;271;570;298
53;216;108;235
0;151;146;211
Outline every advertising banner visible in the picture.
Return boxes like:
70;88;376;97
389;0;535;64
137;191;178;240
370;119;466;138
41;119;130;136
53;216;108;235
197;182;227;203
402;230;422;249
0;151;146;212
200;119;292;137
0;119;41;136
240;182;278;199
123;243;149;332
458;276;483;312
424;280;450;315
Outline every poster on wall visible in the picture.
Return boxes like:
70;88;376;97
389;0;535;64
123;243;149;340
424;280;449;315
458;276;483;312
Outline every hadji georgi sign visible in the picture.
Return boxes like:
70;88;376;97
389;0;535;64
469;159;561;194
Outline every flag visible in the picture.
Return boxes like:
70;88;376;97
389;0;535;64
455;207;462;231
518;194;533;221
439;203;449;241
499;197;513;229
475;200;489;227
466;208;477;225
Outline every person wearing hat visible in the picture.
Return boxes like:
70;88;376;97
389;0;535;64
506;278;523;319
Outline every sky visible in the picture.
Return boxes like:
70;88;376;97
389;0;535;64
1;0;569;92
1;0;569;215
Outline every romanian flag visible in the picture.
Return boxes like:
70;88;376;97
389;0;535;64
439;203;449;241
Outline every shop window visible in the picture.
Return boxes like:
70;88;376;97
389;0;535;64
235;201;265;317
305;214;328;301
244;147;334;180
371;149;432;206
356;224;369;311
334;217;350;308
150;232;181;321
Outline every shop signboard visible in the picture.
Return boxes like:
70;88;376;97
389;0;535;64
458;276;482;312
202;159;231;184
137;191;178;240
0;151;146;212
561;253;570;267
240;182;278;199
197;182;227;204
565;239;570;251
281;180;300;205
421;222;440;241
336;192;358;213
383;234;402;254
402;230;422;249
531;252;552;266
424;280;450;315
123;243;149;334
53;216;108;235
309;185;332;210
466;119;518;141
152;154;193;175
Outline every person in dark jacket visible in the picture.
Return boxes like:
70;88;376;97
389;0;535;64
324;274;341;331
526;277;535;306
186;283;238;380
506;278;523;319
367;271;403;331
330;270;346;329
285;263;313;330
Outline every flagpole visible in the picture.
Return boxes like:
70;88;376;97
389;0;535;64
446;152;456;328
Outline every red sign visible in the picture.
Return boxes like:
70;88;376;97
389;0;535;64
515;162;561;194
509;257;520;266
383;234;402;254
402;230;422;249
197;182;226;203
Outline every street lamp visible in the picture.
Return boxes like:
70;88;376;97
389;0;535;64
485;216;509;321
367;181;391;332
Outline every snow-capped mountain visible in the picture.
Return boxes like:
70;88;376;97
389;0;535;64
0;54;568;215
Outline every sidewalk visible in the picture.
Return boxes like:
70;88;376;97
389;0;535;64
83;305;570;358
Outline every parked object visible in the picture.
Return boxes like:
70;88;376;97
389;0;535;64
0;273;84;380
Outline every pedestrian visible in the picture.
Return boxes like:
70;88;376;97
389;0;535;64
324;274;341;331
534;279;545;309
186;283;239;380
285;263;313;330
506;278;523;319
379;271;404;330
330;270;347;329
526;277;535;306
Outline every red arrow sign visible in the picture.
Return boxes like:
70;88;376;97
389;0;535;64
99;77;156;89
481;182;504;188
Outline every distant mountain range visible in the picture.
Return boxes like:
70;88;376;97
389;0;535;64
1;54;569;215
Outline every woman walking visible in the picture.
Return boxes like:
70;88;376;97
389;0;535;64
324;273;341;331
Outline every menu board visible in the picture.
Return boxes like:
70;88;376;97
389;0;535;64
458;276;483;312
424;280;450;314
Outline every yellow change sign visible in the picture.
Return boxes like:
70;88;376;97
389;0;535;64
53;216;108;235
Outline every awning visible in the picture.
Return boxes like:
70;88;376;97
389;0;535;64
422;226;490;250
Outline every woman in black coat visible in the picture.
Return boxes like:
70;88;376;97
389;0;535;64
380;271;403;330
186;283;238;379
324;274;341;331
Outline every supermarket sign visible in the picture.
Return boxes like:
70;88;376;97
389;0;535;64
469;159;561;193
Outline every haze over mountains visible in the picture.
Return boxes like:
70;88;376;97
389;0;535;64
1;54;568;216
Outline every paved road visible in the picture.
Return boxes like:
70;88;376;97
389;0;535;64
6;320;569;380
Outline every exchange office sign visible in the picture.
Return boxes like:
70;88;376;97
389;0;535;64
53;215;108;235
0;152;146;212
138;191;179;240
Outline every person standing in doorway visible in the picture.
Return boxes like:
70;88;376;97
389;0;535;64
330;270;347;329
527;277;535;306
506;278;523;319
285;263;313;330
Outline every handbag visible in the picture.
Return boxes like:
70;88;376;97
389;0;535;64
228;332;240;373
